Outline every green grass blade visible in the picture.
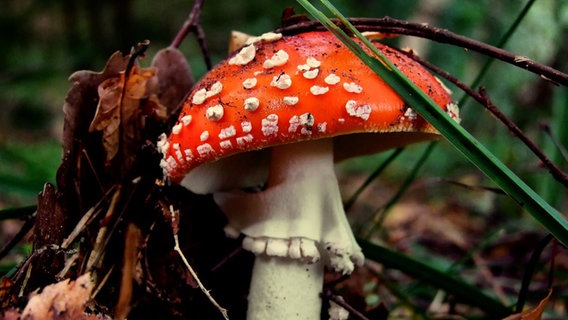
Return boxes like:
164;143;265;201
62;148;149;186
296;0;568;246
358;239;511;317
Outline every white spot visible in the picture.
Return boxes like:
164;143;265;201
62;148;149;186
181;115;192;126
270;73;292;90
306;56;321;68
317;122;327;133
259;32;282;42
200;130;210;142
297;64;310;72
157;133;169;155
446;102;461;123
283;96;299;106
288;115;300;133
310;85;329;95
172;143;180;150
300;113;314;134
338;118;345;123
243;77;257;89
302;69;319;79
192;88;207;105
166;156;177;169
324;74;340;85
345;100;371;120
159;158;169;170
184;148;193;161
254;71;263;76
197;143;214;156
206;104;224;121
171;122;183;135
300;113;314;127
404;107;417;120
261;114;279;136
228;44;256;66
219;125;237;139
343;82;363;93
241;121;252;133
244;32;283;45
220;140;233;149
244;97;260;111
175;150;184;163
236;134;254;146
205;81;223;98
263;50;289;69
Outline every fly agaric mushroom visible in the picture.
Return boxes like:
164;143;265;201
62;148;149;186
158;31;459;319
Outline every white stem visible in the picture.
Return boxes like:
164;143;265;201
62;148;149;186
247;256;324;320
213;139;364;319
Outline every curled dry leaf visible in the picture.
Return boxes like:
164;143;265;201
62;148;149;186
89;65;167;164
502;289;552;320
57;52;130;226
20;273;94;320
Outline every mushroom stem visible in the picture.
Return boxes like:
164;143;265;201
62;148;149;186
247;256;324;320
214;139;363;318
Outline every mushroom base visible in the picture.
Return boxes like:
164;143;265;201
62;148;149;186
247;256;324;320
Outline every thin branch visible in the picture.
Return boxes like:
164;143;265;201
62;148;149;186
170;0;211;70
322;289;370;320
169;205;229;320
403;50;568;188
0;216;35;261
276;17;568;87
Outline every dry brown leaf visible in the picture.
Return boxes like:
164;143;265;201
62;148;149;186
20;273;94;320
502;289;552;320
88;65;165;164
151;47;194;112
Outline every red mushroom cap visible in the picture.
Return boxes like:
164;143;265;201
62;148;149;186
159;31;458;183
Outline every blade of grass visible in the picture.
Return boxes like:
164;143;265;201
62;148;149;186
358;239;511;317
296;0;568;247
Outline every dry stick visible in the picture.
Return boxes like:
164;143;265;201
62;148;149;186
323;289;370;320
403;51;568;189
169;206;229;320
276;17;568;87
170;0;211;70
0;217;35;260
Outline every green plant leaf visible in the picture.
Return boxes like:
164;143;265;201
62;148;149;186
359;239;511;317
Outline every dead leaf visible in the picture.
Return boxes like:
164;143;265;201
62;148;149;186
502;289;552;320
115;224;142;320
88;65;166;164
56;51;130;228
20;273;94;320
151;46;194;113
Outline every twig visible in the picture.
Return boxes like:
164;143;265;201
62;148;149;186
402;51;568;189
276;17;568;87
170;0;211;70
169;206;229;320
0;216;35;260
323;289;370;320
